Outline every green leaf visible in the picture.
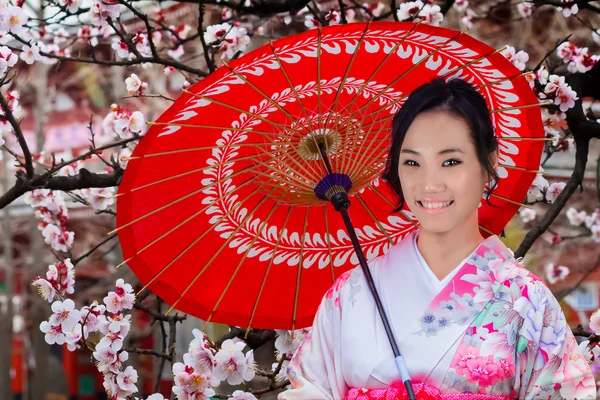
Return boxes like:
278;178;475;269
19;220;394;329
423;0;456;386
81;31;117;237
517;336;529;353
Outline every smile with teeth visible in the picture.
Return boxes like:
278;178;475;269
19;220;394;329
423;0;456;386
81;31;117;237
418;200;454;209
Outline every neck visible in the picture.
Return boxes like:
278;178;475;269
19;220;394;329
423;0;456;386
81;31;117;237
416;214;485;280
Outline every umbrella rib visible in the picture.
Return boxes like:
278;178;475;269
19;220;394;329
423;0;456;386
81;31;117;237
252;138;324;186
328;21;422;135
138;186;263;297
323;205;335;284
115;154;259;197
166;195;270;315
147;121;290;138
124;142;306;161
245;205;295;335
487;192;531;208
476;71;532;89
345;111;391;182
222;61;313;135
291;207;310;332
249;156;317;193
497;137;552;141
323;21;372;173
490;101;553;113
347;144;388;188
109;172;257;236
317;25;323;131
479;225;494;236
201;201;279;331
499;164;546;174
355;193;395;246
342;28;468;129
367;183;418;227
439;46;507;79
113;178;256;268
267;40;334;175
269;41;319;133
182;89;302;141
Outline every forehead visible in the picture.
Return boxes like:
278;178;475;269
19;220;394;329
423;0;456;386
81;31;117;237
402;110;473;150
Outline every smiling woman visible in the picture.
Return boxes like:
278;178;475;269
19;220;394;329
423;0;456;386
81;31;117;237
278;79;596;400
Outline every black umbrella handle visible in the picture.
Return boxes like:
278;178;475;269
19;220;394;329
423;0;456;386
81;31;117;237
317;143;416;399
334;196;416;400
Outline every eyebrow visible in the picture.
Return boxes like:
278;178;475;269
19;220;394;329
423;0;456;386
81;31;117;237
400;148;464;155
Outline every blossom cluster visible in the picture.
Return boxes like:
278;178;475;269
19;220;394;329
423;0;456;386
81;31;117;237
24;189;74;252
557;42;599;74
272;329;308;383
203;22;251;60
102;104;145;139
32;258;75;302
397;1;443;26
0;90;23;141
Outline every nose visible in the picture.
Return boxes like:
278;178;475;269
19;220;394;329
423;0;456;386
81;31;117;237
422;167;445;193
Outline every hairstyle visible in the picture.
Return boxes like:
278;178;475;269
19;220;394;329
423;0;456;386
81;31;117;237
381;78;499;213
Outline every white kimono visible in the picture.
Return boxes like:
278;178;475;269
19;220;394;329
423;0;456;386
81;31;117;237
278;231;596;400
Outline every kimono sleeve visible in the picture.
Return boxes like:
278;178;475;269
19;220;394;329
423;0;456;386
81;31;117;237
515;280;596;400
277;291;348;400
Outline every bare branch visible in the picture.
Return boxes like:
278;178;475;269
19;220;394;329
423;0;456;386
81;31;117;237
0;90;34;178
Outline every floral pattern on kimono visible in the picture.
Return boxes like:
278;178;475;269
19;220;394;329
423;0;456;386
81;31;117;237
278;232;596;400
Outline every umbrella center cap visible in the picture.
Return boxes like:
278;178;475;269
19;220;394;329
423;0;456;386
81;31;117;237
297;129;342;160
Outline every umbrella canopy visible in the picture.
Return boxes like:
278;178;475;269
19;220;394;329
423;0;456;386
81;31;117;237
115;21;545;330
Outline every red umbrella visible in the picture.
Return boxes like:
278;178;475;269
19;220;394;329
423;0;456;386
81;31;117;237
114;21;545;332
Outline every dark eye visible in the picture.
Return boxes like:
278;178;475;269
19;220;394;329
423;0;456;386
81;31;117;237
404;160;419;166
443;159;462;167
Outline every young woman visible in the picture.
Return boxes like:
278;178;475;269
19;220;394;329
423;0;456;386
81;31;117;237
278;78;596;400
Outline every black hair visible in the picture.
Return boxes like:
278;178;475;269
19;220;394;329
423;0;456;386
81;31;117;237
381;78;499;213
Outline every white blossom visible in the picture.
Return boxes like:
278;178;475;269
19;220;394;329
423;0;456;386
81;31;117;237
50;299;81;332
214;339;254;385
545;182;566;203
228;391;257;400
517;2;534;18
501;45;529;71
40;320;65;345
1;6;29;35
19;45;40;64
544;263;570;284
566;207;587;226
397;0;423;21
519;208;536;224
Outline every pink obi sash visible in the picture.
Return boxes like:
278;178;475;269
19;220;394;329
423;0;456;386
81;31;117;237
346;383;513;400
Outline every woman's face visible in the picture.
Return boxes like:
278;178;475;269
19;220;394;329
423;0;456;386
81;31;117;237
397;109;492;235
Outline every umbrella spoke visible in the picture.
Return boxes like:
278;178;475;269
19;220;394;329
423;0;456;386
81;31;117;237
321;21;372;142
317;25;323;132
114;155;260;197
113;178;257;269
487;192;531;208
139;186;264;297
202;201;279;331
182;89;303;142
490;100;553;113
476;71;532;89
498;137;553;141
146;121;287;138
291;208;310;332
245;205;295;335
498;164;547;174
345;112;391;183
328;21;422;138
355;193;395;246
166;195;270;315
340;28;468;134
109;172;257;236
479;224;494;236
323;205;335;284
367;183;418;227
223;61;313;135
